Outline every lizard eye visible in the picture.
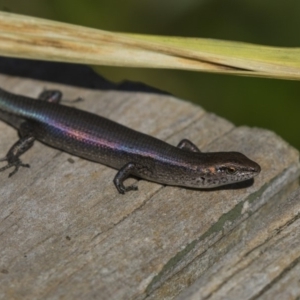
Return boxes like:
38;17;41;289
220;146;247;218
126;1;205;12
226;167;237;175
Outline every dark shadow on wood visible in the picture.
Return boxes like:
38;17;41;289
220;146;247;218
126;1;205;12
0;56;169;95
128;177;255;194
180;178;255;193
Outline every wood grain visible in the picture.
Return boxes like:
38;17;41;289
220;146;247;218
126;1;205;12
0;75;299;300
176;185;300;300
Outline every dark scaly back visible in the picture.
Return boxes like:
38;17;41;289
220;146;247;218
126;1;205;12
0;87;186;168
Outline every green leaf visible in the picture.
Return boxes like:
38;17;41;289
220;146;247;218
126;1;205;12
0;11;299;80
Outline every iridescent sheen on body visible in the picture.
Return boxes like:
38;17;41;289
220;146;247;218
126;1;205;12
0;87;261;193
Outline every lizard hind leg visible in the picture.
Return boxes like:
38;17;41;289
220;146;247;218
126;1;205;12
0;135;35;177
38;89;83;104
38;89;63;103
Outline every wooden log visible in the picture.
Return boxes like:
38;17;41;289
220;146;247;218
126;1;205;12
0;74;299;299
175;185;300;300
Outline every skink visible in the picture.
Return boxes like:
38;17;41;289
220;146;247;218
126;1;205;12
0;88;261;194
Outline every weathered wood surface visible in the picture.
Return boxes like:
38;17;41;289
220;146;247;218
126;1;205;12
176;185;300;300
0;74;299;300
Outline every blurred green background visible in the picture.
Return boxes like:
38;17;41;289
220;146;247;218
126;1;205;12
1;0;300;149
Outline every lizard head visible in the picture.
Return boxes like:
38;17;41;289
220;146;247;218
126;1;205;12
198;151;261;188
183;151;261;189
